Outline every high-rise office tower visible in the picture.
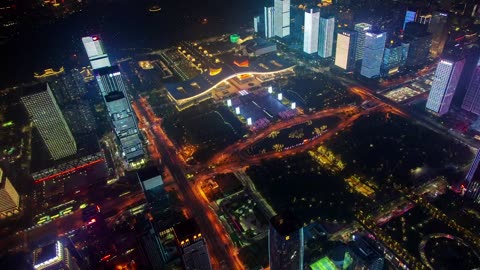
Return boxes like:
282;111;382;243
21;84;77;160
465;150;480;203
428;12;448;57
462;57;480;115
404;22;432;68
403;9;417;30
48;69;87;106
274;0;290;38
354;23;372;61
265;6;275;38
254;16;261;33
81;35;111;69
32;240;80;270
381;42;409;76
318;16;335;58
360;31;386;78
95;65;128;96
290;6;305;48
453;44;480;107
95;66;144;162
174;219;212;270
303;9;320;54
426;56;465;116
0;167;20;218
268;213;304;270
63;101;96;135
82;36;144;165
334;30;357;71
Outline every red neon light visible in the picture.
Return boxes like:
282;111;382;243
34;158;104;184
92;36;98;41
100;254;111;261
88;218;97;225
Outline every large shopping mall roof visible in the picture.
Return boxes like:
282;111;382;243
165;54;294;102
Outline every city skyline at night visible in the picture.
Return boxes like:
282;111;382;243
1;0;480;269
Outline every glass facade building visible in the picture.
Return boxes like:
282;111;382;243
274;0;290;38
21;84;77;160
360;31;387;78
426;57;465;115
354;23;372;62
334;30;357;71
318;16;335;58
303;9;320;54
268;214;304;270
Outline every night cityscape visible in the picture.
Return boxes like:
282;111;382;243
1;0;480;269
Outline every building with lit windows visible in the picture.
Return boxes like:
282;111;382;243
273;0;290;38
264;6;275;38
21;84;77;160
253;16;261;33
268;213;304;270
303;9;320;54
428;11;448;57
465;150;480;203
318;15;335;58
334;30;357;71
0;167;20;218
360;31;386;78
81;35;111;70
31;152;108;211
403;9;417;30
47;69;87;106
354;23;372;62
404;22;432;68
462;57;480;115
381;42;409;76
426;56;465;116
32;240;80;270
174;219;212;270
165;55;294;111
90;63;144;163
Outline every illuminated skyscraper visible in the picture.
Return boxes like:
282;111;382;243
428;12;448;57
95;66;144;162
174;219;212;270
254;16;261;33
334;30;357;71
82;35;145;164
462;57;480;115
274;0;290;38
21;84;77;160
381;42;409;76
426;56;465;116
264;6;275;38
81;35;111;70
360;31;386;78
303;9;320;54
404;22;432;68
32;240;80;270
354;23;372;61
0;167;20;218
465;150;480;203
268;213;304;270
403;9;417;30
318;16;335;58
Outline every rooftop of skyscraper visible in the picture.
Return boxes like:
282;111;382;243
270;212;302;236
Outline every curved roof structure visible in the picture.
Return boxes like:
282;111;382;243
165;54;295;105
